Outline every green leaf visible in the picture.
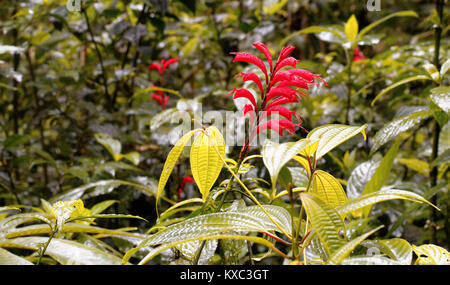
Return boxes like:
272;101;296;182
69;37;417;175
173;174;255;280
52;179;156;202
182;36;198;57
397;158;429;175
50;200;88;231
300;193;345;256
0;248;33;265
157;130;200;206
123;206;289;263
0;206;21;213
423;62;440;82
175;239;217;264
240;205;292;234
412;244;450;265
358;10;419;39
336;188;436;217
347;158;380;199
263;0;288;15
262;138;316;191
147;107;178;131
440;58;450;77
280;26;344;47
66;214;147;223
94;133;122;160
311;170;348;209
386;182;445;236
190;127;225;201
3;134;31;149
4;223;143;239
371;109;431;154
429;86;450;113
375;238;412;264
306;124;367;159
137;235;274;265
9;237;127;265
361;139;401;216
371;75;432;106
89;200;118;215
327;226;382;264
344;14;358;43
120;151;140;165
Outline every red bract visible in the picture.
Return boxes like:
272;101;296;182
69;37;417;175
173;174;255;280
228;42;326;148
149;58;178;75
148;58;178;107
178;176;195;196
353;47;366;62
150;85;169;108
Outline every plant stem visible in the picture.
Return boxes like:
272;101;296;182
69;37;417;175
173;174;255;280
429;0;443;244
37;229;56;265
82;7;112;111
345;49;353;125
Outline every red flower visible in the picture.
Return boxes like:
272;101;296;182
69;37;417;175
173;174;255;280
149;58;178;75
178;176;195;196
151;85;169;108
148;58;178;107
229;42;326;147
353;47;366;62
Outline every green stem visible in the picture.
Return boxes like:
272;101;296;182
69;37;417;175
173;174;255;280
37;229;56;265
429;0;443;244
82;7;112;111
345;49;353;125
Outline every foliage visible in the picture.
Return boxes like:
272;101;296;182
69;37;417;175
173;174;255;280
0;0;448;265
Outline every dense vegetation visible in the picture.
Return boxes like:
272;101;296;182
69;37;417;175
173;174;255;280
0;0;449;265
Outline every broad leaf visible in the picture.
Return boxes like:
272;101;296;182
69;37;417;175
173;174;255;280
361;139;400;215
371;75;432;106
94;133;122;161
429;86;450;113
358;10;418;39
344;15;358;43
440;58;450;77
123;206;289;263
9;237;126;265
311;170;347;208
0;248;33;265
346;158;380;199
327;226;382;264
371;109;431;154
397;158;429;175
52;179;156;202
306;124;367;159
262;138;315;190
336;188;436;217
412;244;450;265
300;193;345;256
375;238;412;265
190;126;225;201
157;130;200;206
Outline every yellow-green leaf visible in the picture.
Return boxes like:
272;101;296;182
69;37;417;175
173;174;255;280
397;158;430;175
345;14;358;42
157;130;200;207
190;127;225;201
307;124;367;159
311;170;348;209
300;193;346;256
412;244;450;265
